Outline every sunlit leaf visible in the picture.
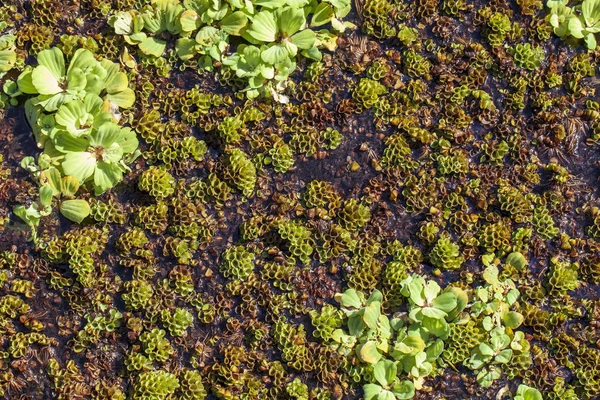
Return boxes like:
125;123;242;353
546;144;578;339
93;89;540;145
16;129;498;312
60;199;90;223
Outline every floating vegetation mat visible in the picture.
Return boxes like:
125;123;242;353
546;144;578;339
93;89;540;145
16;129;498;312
0;0;600;399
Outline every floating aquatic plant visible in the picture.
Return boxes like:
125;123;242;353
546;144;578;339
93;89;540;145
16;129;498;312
547;0;600;48
12;47;137;238
109;0;352;99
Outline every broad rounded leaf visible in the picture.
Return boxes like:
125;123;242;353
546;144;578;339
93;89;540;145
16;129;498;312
176;38;198;60
139;37;167;57
336;289;362;308
425;338;444;362
420;307;447;319
31;66;62;95
479;342;495;356
568;16;586;38
396;333;425;356
506;252;527;270
391;380;415;400
36;48;65;80
55;100;92;136
180;9;201;32
105;71;129;94
54;133;89;153
195;26;221;46
585;32;598;49
327;0;352;18
482;265;499;285
62;152;97;182
40;167;62;195
422;316;449;338
247;11;278;42
495;348;513;364
358;341;382;364
60;176;80;198
17;68;38;94
432;292;458;313
362;384;382;400
220;11;248;35
582;0;600;26
94;162;123;194
367;290;384;303
60;199;90;223
516;385;543;400
105;88;136;108
117;127;139;154
311;3;334;27
347;314;365;336
477;367;502;388
69;48;98;73
363;301;381;329
290;29;316;50
490;333;511;350
90;122;123;148
109;11;134;35
39;185;54;207
503;311;524;329
277;6;305;36
373;359;396;387
0;49;16;73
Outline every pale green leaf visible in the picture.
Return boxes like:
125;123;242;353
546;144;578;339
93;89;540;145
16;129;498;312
39;185;54;207
290;29;316;50
568;16;586;38
109;11;134;35
60;176;80;198
39;167;62;195
358;341;381;364
363;301;381;329
337;289;362;308
62;152;96;182
582;0;600;27
94;162;123;194
60;199;90;223
247;10;278;42
311;3;334;27
54;133;89;153
36;47;65;80
277;6;305;36
220;11;248;35
176;38;198;60
139;37;167;57
31;66;63;95
506;252;527;270
90;122;122;148
373;360;395;387
391;380;415;400
105;71;129;94
432;292;457;313
105;88;136;108
17;68;38;94
69;48;98;73
503;311;524;329
179;9;201;32
362;384;382;400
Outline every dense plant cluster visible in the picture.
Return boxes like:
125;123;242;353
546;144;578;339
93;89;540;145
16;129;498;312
0;0;598;399
109;0;353;99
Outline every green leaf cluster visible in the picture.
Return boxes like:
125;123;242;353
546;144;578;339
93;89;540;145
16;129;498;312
110;0;352;99
323;264;531;398
547;0;600;49
13;47;137;239
0;34;17;78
